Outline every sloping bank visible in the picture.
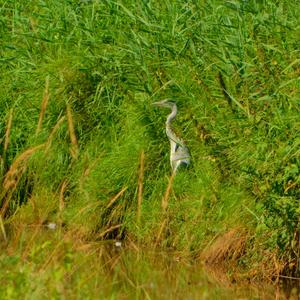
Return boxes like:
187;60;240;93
1;0;300;285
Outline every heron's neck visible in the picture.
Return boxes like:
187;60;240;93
165;104;182;144
166;104;177;124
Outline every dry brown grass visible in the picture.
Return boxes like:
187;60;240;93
238;250;285;283
155;219;168;247
105;187;127;210
161;172;175;212
0;215;7;242
59;180;67;213
200;228;287;283
1;144;45;216
21;220;45;260
4;109;13;155
200;228;248;265
45;116;66;153
199;228;250;284
6;189;66;256
2;144;45;192
137;150;144;225
96;224;123;239
155;172;176;246
66;102;78;159
58;180;67;227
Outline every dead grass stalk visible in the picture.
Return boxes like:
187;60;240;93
58;180;67;226
36;76;50;135
59;180;67;213
45;116;66;153
66;102;78;159
0;215;7;242
161;172;175;212
105;187;127;210
137;150;144;224
200;228;247;265
1;144;45;217
96;224;123;239
4;108;13;155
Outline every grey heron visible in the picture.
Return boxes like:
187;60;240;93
152;100;191;173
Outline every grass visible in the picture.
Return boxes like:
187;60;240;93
0;0;300;297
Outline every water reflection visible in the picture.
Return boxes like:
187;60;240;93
97;244;292;300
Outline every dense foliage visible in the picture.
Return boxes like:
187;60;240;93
0;0;300;297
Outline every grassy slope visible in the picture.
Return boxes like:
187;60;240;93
0;0;300;297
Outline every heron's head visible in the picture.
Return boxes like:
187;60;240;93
152;99;176;109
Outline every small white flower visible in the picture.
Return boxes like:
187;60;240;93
115;241;122;247
47;222;57;230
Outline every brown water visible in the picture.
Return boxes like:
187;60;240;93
98;245;296;300
2;222;296;300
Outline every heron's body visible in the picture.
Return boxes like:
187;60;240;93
153;100;191;173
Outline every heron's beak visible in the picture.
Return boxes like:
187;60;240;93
152;101;163;107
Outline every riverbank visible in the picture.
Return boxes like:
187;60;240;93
0;233;291;299
1;1;300;297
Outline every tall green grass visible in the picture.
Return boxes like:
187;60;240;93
1;0;300;290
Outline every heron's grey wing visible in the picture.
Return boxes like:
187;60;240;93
171;145;191;171
172;145;191;163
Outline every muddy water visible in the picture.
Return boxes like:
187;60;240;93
99;245;293;300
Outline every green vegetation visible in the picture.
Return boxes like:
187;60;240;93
1;0;300;298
